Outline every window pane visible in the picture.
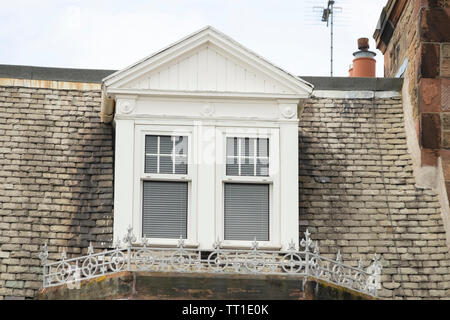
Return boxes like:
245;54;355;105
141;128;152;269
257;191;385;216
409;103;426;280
159;136;173;155
240;157;254;176
240;138;255;157
256;158;269;176
226;157;239;176
142;181;187;239
144;155;157;173
145;135;158;154
226;137;238;157
175;136;187;156
224;183;269;241
175;156;187;174
226;137;269;177
144;135;188;175
257;138;269;157
159;155;173;174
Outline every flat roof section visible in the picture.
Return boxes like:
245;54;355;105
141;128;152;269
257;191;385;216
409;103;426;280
0;64;403;91
0;64;116;84
300;76;403;92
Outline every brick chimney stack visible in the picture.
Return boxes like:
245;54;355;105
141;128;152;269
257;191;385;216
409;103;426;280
349;38;376;77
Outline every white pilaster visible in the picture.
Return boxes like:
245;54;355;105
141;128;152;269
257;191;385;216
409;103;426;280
279;121;299;250
113;119;135;242
196;123;217;249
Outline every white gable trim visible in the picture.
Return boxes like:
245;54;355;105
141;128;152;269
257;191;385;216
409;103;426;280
107;88;309;100
103;26;313;96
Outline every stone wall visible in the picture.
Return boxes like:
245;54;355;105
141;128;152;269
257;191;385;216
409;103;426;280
299;95;450;299
376;0;450;204
0;85;114;299
36;272;374;300
416;2;450;183
383;0;419;80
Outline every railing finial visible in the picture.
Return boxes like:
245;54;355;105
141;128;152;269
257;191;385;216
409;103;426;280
366;253;383;291
39;242;48;265
288;239;296;251
336;249;342;263
87;242;94;255
213;237;222;249
314;241;320;255
367;254;382;275
142;235;149;247
178;235;185;248
358;257;364;270
251;237;259;251
123;225;136;247
61;249;67;261
115;236;121;249
300;229;314;252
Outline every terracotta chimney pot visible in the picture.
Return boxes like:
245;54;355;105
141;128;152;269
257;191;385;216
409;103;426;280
358;38;369;51
351;38;376;77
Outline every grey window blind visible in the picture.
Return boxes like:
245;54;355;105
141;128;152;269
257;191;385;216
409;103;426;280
145;135;188;174
224;183;269;241
142;181;188;239
226;137;269;176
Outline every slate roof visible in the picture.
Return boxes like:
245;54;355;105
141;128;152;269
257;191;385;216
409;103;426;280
0;85;114;298
299;96;450;299
0;66;448;299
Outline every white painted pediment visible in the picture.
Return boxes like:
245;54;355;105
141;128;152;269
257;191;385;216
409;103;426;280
103;26;313;98
122;43;298;94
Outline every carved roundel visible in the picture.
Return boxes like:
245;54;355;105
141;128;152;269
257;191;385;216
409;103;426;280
280;105;295;119
201;103;215;117
118;99;135;114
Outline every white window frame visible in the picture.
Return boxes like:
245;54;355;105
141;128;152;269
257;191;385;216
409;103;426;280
215;126;280;249
133;124;198;247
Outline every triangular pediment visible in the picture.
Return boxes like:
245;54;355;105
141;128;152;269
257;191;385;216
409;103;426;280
103;26;313;97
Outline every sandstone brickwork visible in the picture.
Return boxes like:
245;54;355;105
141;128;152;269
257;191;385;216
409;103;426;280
376;0;450;200
0;85;114;299
299;96;450;299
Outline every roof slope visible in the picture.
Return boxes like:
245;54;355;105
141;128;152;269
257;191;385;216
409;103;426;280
0;85;114;299
299;96;450;299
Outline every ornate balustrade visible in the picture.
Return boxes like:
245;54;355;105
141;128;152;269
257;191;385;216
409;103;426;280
39;227;382;297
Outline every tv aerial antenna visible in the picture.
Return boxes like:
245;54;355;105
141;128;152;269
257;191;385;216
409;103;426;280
313;1;342;76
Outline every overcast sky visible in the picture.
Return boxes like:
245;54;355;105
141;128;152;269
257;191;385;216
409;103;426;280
0;0;388;77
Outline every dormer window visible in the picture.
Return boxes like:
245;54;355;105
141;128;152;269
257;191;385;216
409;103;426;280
142;135;189;239
133;127;196;246
224;137;270;241
104;26;312;250
215;128;279;247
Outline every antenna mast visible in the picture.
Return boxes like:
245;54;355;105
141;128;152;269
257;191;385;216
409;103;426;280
314;0;341;77
323;0;335;76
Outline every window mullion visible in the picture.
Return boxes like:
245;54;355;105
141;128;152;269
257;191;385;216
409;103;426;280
172;136;176;174
238;138;241;176
254;138;257;176
157;136;160;174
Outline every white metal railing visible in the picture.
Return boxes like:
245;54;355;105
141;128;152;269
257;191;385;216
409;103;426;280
39;227;383;297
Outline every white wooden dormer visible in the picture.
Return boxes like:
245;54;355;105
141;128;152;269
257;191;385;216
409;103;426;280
103;26;313;251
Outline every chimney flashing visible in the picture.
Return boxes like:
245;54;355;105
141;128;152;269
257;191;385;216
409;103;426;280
353;50;377;58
